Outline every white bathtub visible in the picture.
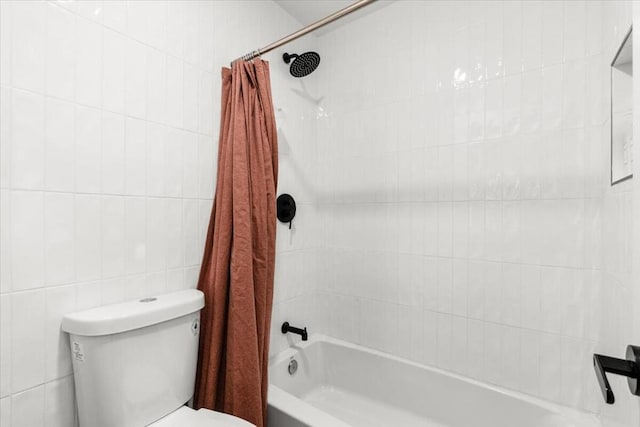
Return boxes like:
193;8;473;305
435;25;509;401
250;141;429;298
268;335;601;427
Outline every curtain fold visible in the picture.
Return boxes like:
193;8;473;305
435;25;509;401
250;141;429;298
194;59;278;427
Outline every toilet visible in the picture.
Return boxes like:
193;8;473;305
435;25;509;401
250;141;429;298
61;289;253;427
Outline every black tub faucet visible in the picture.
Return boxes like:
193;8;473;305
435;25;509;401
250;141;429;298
281;322;308;341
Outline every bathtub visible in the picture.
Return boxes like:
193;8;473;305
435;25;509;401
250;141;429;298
268;335;601;427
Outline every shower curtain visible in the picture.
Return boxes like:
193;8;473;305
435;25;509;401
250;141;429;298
194;59;278;427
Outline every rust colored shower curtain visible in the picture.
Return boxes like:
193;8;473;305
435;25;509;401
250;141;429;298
194;59;278;427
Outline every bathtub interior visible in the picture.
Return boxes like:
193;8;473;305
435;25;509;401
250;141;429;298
269;336;601;427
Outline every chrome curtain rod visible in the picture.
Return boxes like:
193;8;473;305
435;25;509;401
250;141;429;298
231;0;377;65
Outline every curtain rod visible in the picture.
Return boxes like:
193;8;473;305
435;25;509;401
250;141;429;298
231;0;377;65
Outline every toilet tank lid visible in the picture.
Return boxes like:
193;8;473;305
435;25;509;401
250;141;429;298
62;289;205;336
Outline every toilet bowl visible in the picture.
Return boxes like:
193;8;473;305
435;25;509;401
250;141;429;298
62;289;254;427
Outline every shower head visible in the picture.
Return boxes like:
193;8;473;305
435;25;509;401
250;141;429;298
283;52;320;78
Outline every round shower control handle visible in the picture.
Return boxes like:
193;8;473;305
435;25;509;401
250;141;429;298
277;194;296;229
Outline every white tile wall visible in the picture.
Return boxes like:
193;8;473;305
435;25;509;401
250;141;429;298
599;2;639;427
311;0;618;415
5;0;635;425
0;1;318;426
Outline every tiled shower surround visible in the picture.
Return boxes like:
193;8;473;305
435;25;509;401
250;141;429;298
305;0;634;420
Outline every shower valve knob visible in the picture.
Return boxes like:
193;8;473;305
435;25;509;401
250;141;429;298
277;194;296;229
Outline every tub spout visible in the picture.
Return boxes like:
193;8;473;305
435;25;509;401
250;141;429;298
281;322;308;341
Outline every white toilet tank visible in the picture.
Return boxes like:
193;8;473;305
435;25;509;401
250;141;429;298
61;289;205;427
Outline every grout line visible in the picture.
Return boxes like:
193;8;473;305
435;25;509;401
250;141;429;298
6;85;215;139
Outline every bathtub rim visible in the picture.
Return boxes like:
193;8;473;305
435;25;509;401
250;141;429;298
268;334;600;426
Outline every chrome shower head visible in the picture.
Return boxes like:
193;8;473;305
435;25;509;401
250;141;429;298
283;52;320;78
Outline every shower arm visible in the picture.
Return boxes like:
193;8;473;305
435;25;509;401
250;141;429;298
231;0;377;65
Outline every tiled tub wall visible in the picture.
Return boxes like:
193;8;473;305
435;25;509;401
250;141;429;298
0;1;317;426
600;2;638;427
312;0;618;414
